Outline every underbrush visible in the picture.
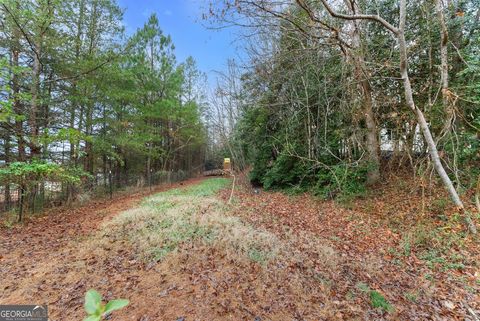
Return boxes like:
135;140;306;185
99;178;279;264
313;162;371;202
395;221;472;272
356;175;479;278
0;209;19;228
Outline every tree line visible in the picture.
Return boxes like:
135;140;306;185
0;0;207;218
207;0;480;233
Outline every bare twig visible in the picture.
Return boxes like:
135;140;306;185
228;172;236;204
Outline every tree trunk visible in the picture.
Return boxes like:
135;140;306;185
436;0;452;137
398;0;476;234
69;0;85;167
344;0;380;184
11;21;26;161
29;40;42;159
4;133;11;211
84;102;94;175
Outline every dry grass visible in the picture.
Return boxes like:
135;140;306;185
97;178;282;265
74;178;343;319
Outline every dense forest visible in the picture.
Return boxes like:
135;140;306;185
208;0;480;233
0;0;207;218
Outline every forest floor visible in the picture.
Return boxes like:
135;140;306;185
0;174;479;321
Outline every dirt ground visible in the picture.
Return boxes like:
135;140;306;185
219;177;480;320
1;175;479;321
0;178;206;319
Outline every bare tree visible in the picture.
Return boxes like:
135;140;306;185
316;0;476;234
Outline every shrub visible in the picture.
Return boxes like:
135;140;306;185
314;162;370;200
262;153;311;189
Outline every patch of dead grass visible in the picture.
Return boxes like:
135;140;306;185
97;189;281;266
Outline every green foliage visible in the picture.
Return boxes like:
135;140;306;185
0;1;207;217
263;153;311;189
231;20;372;198
0;57;13;122
237;104;370;199
0;161;86;186
83;289;129;321
237;107;272;185
314;162;370;200
217;0;480;212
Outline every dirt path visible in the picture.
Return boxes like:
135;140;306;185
0;178;205;316
1;176;479;321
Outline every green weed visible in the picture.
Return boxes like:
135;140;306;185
247;247;270;265
83;289;128;321
370;290;393;312
355;282;394;312
404;291;419;303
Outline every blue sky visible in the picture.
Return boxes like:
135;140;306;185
117;0;244;89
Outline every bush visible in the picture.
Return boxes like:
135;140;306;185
314;162;370;200
262;153;311;189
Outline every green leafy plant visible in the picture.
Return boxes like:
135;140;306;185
83;289;129;321
0;161;90;221
0;161;88;187
315;162;370;201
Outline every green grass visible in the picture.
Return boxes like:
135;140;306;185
152;177;230;198
404;291;419;303
356;282;394;312
141;177;230;207
370;290;393;312
247;247;272;265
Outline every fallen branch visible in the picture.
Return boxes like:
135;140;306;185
228;172;236;205
476;176;480;214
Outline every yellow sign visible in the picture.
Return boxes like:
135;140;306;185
224;158;230;163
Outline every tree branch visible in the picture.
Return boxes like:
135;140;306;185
1;3;43;65
314;0;399;35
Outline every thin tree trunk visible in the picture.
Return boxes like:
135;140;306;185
4;133;11;211
84;102;94;175
317;0;477;234
11;20;25;161
436;0;452;137
18;185;24;222
30;39;42;159
69;0;85;167
398;0;476;234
